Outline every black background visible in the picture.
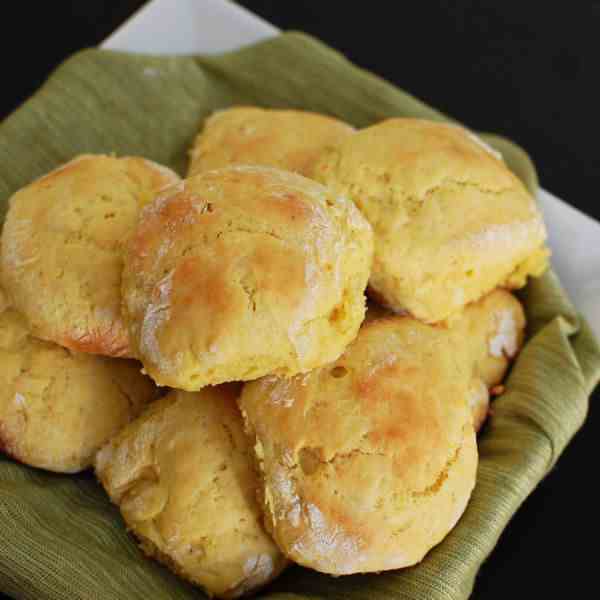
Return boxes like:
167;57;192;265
1;2;598;598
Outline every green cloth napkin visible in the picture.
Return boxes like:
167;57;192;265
0;32;598;600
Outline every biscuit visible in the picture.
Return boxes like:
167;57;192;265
188;107;354;177
312;118;549;323
456;290;526;430
0;302;158;473
95;387;287;599
1;155;180;357
366;289;526;431
239;315;477;574
122;165;373;390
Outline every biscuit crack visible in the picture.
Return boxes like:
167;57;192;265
239;273;258;313
215;226;284;243
326;447;387;464
410;438;464;499
293;445;387;476
423;177;516;199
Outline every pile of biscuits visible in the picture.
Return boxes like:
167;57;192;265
0;108;548;598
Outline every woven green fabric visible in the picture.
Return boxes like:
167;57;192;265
0;32;598;600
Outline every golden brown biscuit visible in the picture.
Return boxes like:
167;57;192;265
312;118;549;323
1;155;180;357
239;316;477;574
95;387;287;599
122;165;373;390
188;107;354;177
366;289;526;431
0;303;158;473
456;290;526;430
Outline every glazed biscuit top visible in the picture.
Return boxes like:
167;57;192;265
312;118;549;322
0;155;180;357
122;165;373;389
188;107;355;177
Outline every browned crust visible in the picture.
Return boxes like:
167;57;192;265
60;325;131;358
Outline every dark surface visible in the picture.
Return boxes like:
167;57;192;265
1;1;598;598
